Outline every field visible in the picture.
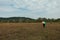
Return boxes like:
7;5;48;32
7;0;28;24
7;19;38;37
0;23;60;40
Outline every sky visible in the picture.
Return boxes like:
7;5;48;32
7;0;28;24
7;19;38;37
0;0;60;19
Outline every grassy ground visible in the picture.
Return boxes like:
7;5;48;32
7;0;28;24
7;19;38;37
0;23;60;40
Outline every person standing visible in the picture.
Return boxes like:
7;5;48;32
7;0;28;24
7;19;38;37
42;21;46;28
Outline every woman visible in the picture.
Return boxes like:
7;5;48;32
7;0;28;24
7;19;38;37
42;21;46;28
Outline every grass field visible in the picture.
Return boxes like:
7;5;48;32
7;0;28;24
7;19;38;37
0;23;60;40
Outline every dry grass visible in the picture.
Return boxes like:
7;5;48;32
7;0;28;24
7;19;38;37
0;23;60;40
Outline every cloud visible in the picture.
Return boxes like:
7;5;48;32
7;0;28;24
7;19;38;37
0;0;60;18
13;0;60;18
13;0;48;10
0;7;16;12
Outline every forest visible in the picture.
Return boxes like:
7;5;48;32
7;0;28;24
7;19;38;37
0;17;60;23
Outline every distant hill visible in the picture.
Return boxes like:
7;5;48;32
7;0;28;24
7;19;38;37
0;17;60;23
0;17;36;23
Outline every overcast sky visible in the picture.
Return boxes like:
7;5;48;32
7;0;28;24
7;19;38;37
0;0;60;19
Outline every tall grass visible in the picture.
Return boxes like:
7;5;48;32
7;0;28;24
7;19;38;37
0;23;60;40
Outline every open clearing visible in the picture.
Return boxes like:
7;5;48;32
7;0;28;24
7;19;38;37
0;23;60;40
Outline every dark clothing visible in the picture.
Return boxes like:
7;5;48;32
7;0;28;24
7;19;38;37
43;24;45;28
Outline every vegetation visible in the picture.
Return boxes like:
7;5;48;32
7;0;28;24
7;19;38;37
0;17;60;23
0;17;60;40
0;23;60;40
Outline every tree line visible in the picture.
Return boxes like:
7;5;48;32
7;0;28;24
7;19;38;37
0;17;60;23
